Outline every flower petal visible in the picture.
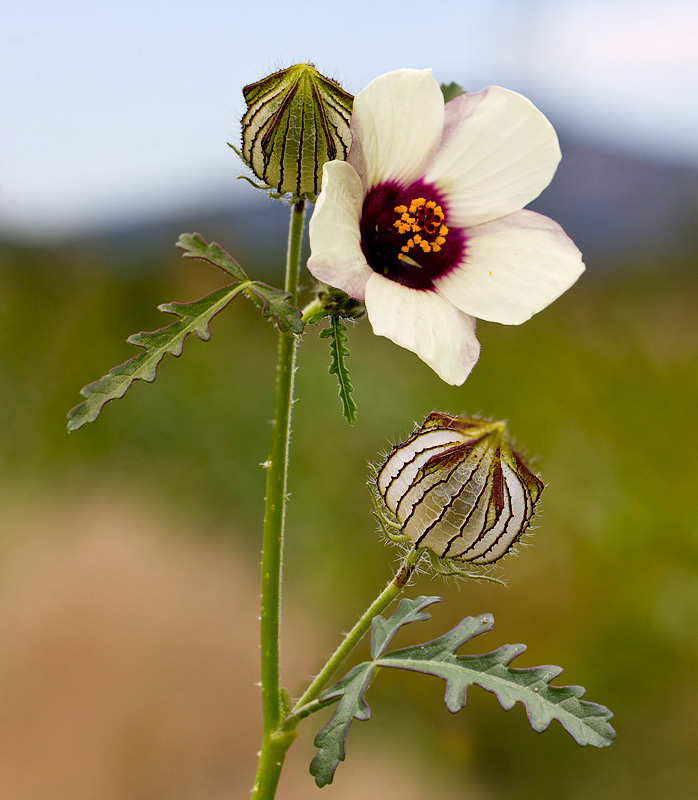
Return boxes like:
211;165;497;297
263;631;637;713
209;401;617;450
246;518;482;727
425;87;561;227
365;275;480;385
307;160;373;299
348;69;444;191
435;209;584;325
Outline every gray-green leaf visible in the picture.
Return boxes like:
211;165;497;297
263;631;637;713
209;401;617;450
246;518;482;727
309;663;374;788
310;596;615;786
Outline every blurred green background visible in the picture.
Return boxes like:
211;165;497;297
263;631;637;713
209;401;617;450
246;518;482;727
1;209;696;797
3;0;698;793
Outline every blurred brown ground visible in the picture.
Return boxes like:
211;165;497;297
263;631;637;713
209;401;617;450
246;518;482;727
0;492;478;799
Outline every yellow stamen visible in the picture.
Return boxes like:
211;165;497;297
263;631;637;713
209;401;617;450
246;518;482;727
391;196;450;261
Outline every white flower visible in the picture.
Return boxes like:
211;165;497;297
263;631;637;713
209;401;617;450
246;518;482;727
307;68;584;385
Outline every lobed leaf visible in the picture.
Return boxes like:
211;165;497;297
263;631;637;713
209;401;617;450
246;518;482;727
176;232;248;280
319;316;357;424
67;285;243;430
309;664;374;788
177;232;303;334
310;597;615;786
379;616;615;747
68;234;304;430
247;281;304;334
370;595;440;658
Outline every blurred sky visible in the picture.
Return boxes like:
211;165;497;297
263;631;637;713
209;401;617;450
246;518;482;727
2;0;697;236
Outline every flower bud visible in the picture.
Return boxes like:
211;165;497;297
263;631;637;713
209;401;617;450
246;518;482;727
239;64;353;200
370;412;544;571
315;285;365;320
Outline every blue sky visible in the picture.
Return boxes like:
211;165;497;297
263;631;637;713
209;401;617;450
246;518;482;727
3;0;697;236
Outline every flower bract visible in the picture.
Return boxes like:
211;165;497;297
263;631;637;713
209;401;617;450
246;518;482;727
307;69;585;384
370;412;544;574
240;64;353;200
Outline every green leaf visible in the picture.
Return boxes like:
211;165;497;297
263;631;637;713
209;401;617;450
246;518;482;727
68;233;303;430
247;281;304;334
319;316;357;424
370;595;440;657
310;597;615;786
441;81;466;102
177;233;303;334
67;285;243;431
309;663;374;788
176;232;248;281
380;617;615;747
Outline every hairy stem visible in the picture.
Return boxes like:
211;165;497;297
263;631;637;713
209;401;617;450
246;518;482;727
288;547;424;722
252;199;306;800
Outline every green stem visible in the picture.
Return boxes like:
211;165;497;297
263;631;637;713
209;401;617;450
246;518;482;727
288;547;423;722
252;199;306;800
254;536;422;796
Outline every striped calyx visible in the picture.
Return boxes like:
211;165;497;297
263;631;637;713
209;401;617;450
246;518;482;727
371;412;544;573
240;64;353;201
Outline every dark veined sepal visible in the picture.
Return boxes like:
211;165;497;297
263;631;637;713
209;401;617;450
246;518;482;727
237;64;353;201
369;412;544;576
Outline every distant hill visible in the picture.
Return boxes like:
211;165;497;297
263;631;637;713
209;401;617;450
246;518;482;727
3;135;696;273
530;136;698;259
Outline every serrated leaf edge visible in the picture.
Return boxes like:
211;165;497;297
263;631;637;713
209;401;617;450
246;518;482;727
66;284;243;430
309;599;615;785
309;663;374;787
177;232;303;334
319;315;357;424
176;232;248;280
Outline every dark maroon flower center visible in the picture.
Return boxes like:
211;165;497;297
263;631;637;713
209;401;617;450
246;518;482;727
359;180;466;290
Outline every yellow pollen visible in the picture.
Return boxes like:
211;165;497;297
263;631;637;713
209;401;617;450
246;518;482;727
392;196;450;260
